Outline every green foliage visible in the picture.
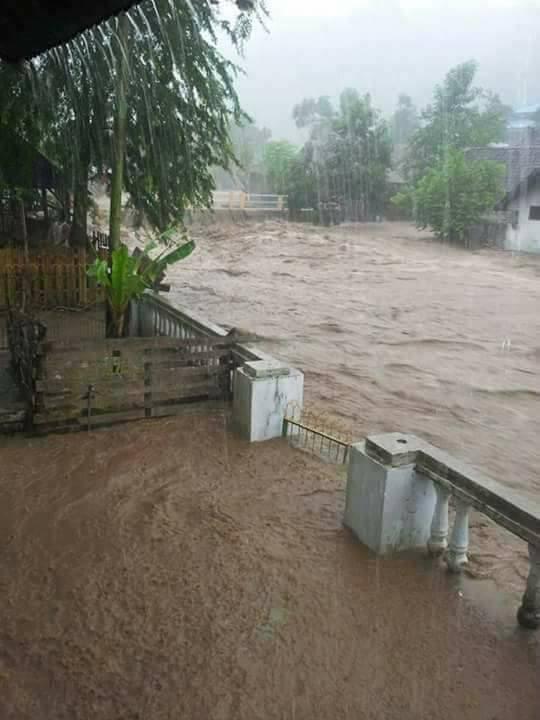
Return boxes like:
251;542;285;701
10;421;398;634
288;90;392;220
88;234;195;337
391;94;418;147
0;0;263;239
263;140;297;195
412;149;504;241
292;96;334;129
390;189;414;215
407;61;507;182
286;151;318;216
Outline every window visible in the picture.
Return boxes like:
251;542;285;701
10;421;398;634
528;205;540;220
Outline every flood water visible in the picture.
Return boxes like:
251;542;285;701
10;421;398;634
1;416;538;719
169;219;540;592
173;221;540;501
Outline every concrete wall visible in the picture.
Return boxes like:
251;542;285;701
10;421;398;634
506;185;540;252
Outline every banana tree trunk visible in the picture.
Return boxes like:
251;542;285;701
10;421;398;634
70;142;90;248
109;12;129;251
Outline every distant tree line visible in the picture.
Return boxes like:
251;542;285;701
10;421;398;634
247;60;510;240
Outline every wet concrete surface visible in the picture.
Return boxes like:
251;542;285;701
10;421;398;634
0;415;538;719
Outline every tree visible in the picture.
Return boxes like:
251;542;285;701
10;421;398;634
263;140;297;195
292;96;334;130
391;94;418;147
0;0;264;248
412;148;504;242
407;61;507;182
310;90;391;220
287;150;318;216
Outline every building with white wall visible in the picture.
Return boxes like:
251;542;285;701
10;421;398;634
500;170;540;252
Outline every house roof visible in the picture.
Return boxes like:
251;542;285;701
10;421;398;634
0;1;253;62
501;169;540;208
0;1;141;62
466;144;540;195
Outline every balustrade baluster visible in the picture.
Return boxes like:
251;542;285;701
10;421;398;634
428;485;450;555
518;543;540;629
446;500;470;572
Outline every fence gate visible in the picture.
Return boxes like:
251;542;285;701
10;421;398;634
33;336;238;433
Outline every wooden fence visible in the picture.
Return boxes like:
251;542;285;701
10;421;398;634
0;248;104;310
6;311;46;420
33;335;239;432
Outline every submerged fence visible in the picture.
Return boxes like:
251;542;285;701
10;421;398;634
212;191;287;212
282;402;353;464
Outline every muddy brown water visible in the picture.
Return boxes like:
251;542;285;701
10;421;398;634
1;416;538;719
170;220;540;591
1;221;540;717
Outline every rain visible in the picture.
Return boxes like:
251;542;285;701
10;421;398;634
0;1;539;718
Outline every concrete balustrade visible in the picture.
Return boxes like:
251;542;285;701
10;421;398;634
345;432;540;629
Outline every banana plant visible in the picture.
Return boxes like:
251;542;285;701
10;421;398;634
88;236;195;337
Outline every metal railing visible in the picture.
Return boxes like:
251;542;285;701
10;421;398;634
212;191;288;212
282;402;352;464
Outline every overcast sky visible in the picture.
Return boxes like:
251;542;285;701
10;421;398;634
225;0;540;141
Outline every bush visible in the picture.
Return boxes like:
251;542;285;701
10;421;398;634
413;149;504;242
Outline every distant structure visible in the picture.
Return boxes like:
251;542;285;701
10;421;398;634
466;104;540;253
507;103;540;146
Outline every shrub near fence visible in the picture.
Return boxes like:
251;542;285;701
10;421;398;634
0;248;105;309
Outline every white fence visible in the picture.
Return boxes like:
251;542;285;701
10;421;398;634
212;191;287;212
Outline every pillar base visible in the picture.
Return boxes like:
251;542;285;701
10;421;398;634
233;361;303;442
344;437;436;555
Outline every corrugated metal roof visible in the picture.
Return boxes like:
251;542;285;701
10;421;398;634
466;145;540;196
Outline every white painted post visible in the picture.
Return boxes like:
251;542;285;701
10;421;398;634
344;434;436;555
428;486;450;555
518;543;540;629
233;360;304;442
446;500;470;572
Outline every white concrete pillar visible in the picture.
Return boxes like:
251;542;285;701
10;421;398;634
446;500;470;572
428;486;450;555
518;543;540;629
233;360;303;442
344;434;436;555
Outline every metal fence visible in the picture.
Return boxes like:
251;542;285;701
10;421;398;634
282;403;353;464
212;191;287;212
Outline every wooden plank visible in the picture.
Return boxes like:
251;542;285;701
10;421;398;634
149;382;220;401
83;407;146;426
150;399;229;418
40;334;241;354
151;364;228;381
150;351;233;366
